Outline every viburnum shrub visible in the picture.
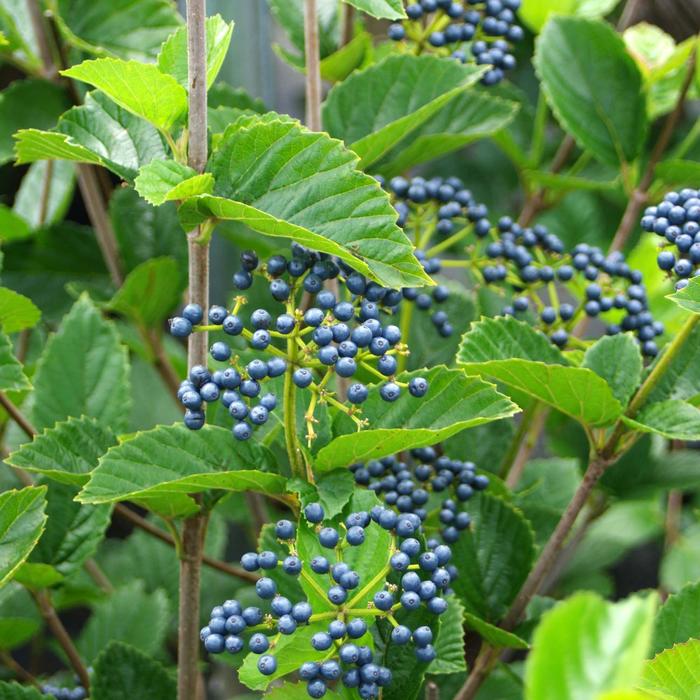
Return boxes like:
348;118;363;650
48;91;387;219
0;1;699;699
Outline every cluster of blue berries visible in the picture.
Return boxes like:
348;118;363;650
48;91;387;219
169;247;430;441
388;0;524;85
483;219;663;356
40;683;86;700
352;446;488;544
642;188;700;290
200;519;311;678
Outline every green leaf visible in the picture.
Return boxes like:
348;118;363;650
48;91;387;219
323;55;485;168
76;581;170;663
0;205;31;243
667;276;700;314
0;79;69;164
520;0;622;32
523;169;620;193
623;400;700;441
13;160;76;230
525;592;657;700
107;257;184;326
12;562;63;589
15;91;168;182
646;323;700;404
181;116;430;289
0;329;30;392
582;334;643;406
623;22;676;75
32;295;131;432
266;0;339;58
54;0;182;62
78;424;281;517
7;416;116;486
640;640;700;699
157;14;234;89
534;17;647;166
661;524;700;593
0;683;44;700
0;486;47;588
378;88;520;177
314;366;519;471
0;288;40;333
655;159;700;188
0;0;40;70
451;493;535;620
0;617;40;652
320;31;372;83
30;482;111;578
464;611;529;649
429;596;467;675
62;58;188;131
91;641;176;700
264;683;323;700
134;160;213;205
342;0;405;19
652;581;700;656
290;469;355;520
458;317;623;425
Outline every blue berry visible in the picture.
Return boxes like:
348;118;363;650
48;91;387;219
292;601;313;622
182;303;203;324
257;654;277;675
293;368;313;388
305;502;325;523
255;577;276;599
346;618;367;638
311;632;333;650
319;527;339;548
249;632;269;653
348;383;369;404
170;317;192;337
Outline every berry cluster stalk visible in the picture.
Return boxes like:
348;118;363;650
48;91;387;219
178;2;210;699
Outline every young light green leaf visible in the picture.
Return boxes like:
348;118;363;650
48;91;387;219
0;79;69;165
640;639;700;699
0;288;40;333
134;160;213;205
157;15;234;89
519;0;622;32
583;334;643;406
78;424;282;517
12;562;63;590
181;116;430;289
62;58;188;131
76;581;170;663
525;592;657;700
323;55;485;168
91;641;176;700
0;486;47;588
342;0;405;19
667;276;700;314
15;91;168;182
107;257;184;326
0;205;31;243
429;596;467;675
7;416;116;486
0;329;30;392
652;581;700;656
32;295;131;432
534;16;647;166
459;317;623;425
623;400;700;441
314;366;519;471
30;482;112;579
54;0;182;62
450;493;535;621
464;611;529;649
377;89;520;176
13;161;75;230
655;159;700;188
319;30;372;83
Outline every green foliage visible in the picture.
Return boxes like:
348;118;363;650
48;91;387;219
668;277;700;314
0;330;31;392
582;334;643;407
640;640;700;699
134;160;214;205
652;582;700;656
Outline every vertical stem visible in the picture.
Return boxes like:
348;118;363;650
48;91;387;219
38;160;53;227
25;0;57;79
284;336;306;479
341;2;355;46
304;0;322;132
179;3;209;700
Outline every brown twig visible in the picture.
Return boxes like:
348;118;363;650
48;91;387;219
33;590;91;691
425;681;440;700
24;0;58;80
504;405;548;489
0;392;37;438
341;3;355;47
38;160;54;227
304;0;323;132
83;558;114;593
0;651;40;687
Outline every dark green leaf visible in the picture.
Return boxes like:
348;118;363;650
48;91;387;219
289;469;355;520
429;596;467;675
32;295;131;432
0;683;44;700
323;55;485;168
623;400;700;441
157;14;234;89
315;366;519;471
13;161;76;230
78;424;281;517
266;0;339;58
524;592;657;700
181;116;431;289
646;323;700;404
464;611;529;649
652;581;700;656
0;330;30;392
54;0;182;62
108;257;184;326
91;641;176;700
62;58;187;131
451;493;535;620
534;17;647;165
655;159;700;188
0;486;47;588
582;334;643;406
77;581;170;663
0;617;40;652
0;79;69;164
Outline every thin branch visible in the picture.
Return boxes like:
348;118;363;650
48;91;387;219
609;47;697;252
425;681;440;700
33;590;91;691
304;0;323;132
341;3;355;47
38;160;54;227
83;558;114;593
504;405;549;489
25;0;58;79
0;651;40;687
0;392;37;438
